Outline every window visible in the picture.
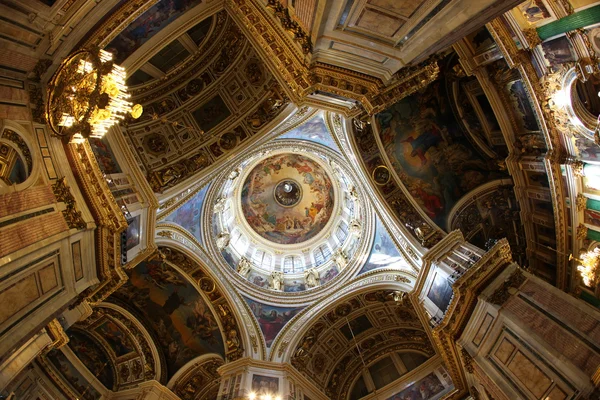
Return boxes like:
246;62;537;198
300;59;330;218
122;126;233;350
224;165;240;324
368;357;400;389
314;244;331;265
336;221;348;242
283;256;304;273
252;249;272;268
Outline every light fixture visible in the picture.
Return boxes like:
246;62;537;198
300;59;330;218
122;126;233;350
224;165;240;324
45;47;142;143
571;247;600;288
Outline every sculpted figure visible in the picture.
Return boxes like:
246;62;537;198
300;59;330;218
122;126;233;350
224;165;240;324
214;197;227;213
269;271;284;291
304;268;319;288
216;232;230;249
349;219;361;236
333;249;348;270
237;257;252;277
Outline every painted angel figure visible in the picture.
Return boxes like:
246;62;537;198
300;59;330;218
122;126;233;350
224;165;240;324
304;268;319;288
237;257;252;277
269;271;284;291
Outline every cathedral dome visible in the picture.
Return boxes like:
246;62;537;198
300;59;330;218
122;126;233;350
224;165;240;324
206;139;374;296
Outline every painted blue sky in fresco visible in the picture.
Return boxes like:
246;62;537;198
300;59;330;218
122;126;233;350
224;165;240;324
164;184;210;244
359;216;408;275
278;113;341;153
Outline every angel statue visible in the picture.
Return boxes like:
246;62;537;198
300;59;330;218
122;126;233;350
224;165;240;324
269;271;284;291
304;268;320;288
213;197;227;214
237;257;252;277
349;219;361;236
333;248;348;270
216;231;230;250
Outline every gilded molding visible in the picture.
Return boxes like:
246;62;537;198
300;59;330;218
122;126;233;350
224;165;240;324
576;193;587;212
45;319;69;350
265;0;312;54
51;177;87;230
487;268;526;306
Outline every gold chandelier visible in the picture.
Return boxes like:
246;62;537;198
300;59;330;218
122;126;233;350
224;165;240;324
45;48;142;142
571;247;600;288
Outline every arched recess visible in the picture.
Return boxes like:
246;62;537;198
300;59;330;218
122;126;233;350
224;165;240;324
271;271;419;362
284;286;437;400
74;302;165;386
0;120;40;193
107;244;253;384
167;353;223;400
447;179;525;261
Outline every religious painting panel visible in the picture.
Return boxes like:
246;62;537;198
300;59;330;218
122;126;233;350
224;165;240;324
541;36;576;68
427;272;453;312
359;217;404;274
506;79;540;132
164;184;210;243
386;372;445;400
94;320;136;358
251;374;279;395
244;297;303;347
105;0;203;63
47;349;102;400
191;95;232;133
376;70;501;229
240;153;335;245
126;215;141;251
88;137;122;175
284;279;306;292
68;329;116;390
278;114;341;153
517;0;552;25
116;260;225;378
320;266;339;284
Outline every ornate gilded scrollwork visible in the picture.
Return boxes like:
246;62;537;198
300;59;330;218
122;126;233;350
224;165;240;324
488;268;526;306
52;177;87;230
265;0;312;54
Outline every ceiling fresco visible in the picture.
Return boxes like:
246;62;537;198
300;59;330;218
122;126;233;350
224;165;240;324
106;0;203;64
358;216;409;275
67;329;117;390
45;349;102;400
241;153;335;245
111;259;224;379
376;59;506;230
163;184;210;244
243;297;304;348
277;113;341;153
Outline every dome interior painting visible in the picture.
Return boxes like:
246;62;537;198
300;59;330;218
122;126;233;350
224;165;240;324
3;0;600;400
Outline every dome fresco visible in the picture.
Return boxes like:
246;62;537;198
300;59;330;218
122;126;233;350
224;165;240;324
240;153;335;245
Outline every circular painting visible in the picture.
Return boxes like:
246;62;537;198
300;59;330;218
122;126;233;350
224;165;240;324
241;153;335;245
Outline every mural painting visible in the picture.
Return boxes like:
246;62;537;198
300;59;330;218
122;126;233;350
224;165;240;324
359;217;406;274
164;184;210;243
252;374;279;395
116;260;224;378
427;273;454;312
126;215;141;251
506;80;540;132
574;136;600;162
377;74;501;229
284;279;306;292
247;271;269;288
585;209;600;228
386;372;445;400
320;266;339;284
244;297;303;347
541;36;575;67
518;0;551;24
106;0;203;63
278;113;341;152
47;349;101;400
94;320;136;357
89;137;122;175
68;329;116;390
241;153;335;244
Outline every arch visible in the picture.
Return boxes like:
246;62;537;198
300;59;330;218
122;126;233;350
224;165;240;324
0;119;41;194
